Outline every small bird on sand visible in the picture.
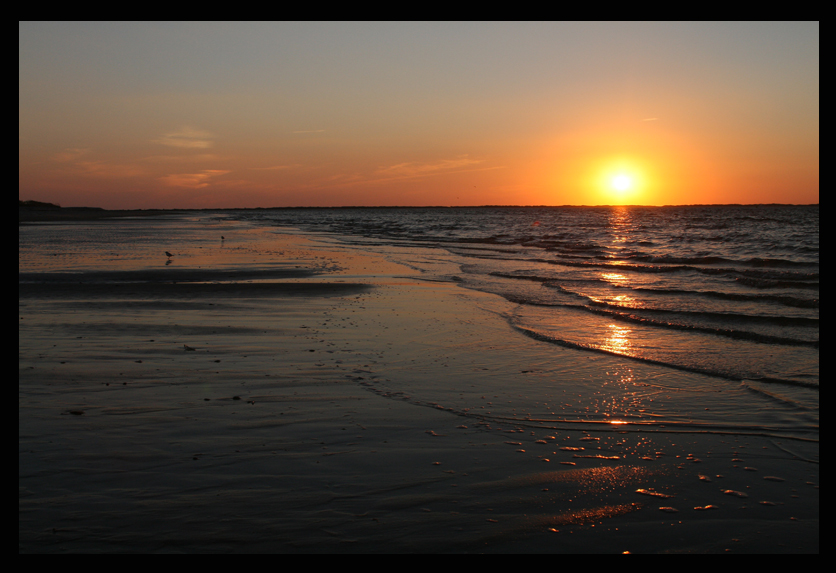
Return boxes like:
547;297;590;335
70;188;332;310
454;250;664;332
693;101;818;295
184;344;195;351
165;251;173;258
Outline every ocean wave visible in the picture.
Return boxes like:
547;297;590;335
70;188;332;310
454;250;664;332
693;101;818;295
497;284;819;347
484;270;820;310
579;304;818;348
620;254;816;269
624;286;818;309
585;299;818;328
510;323;819;391
538;259;819;285
734;276;819;289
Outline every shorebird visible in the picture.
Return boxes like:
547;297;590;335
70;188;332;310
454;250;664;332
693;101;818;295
165;251;173;258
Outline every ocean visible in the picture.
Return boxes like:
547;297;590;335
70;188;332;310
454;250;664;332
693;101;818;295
239;204;819;441
19;205;819;444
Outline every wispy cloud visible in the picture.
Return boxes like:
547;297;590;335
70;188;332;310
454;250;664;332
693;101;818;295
141;153;220;163
154;127;215;149
302;155;498;191
53;148;91;162
373;155;486;180
250;164;298;171
159;169;230;189
291;129;325;134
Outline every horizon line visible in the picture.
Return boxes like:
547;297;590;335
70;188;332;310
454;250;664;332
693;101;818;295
19;202;821;211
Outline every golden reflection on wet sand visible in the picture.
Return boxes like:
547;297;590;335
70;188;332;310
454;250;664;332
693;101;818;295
602;323;633;354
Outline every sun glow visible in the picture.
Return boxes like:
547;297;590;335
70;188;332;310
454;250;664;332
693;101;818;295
611;174;633;192
594;159;647;205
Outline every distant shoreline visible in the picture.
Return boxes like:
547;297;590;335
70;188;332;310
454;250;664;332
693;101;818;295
18;206;190;223
19;202;819;223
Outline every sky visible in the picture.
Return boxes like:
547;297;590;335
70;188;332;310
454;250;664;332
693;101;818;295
19;21;819;208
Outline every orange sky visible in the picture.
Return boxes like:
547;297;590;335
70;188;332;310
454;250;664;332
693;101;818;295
19;22;818;208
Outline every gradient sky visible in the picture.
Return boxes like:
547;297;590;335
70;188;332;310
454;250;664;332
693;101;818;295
19;21;819;208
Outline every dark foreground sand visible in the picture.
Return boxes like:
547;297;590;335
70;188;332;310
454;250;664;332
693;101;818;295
19;227;819;553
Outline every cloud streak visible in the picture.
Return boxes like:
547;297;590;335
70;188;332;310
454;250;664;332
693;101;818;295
53;148;91;163
373;156;485;180
159;169;230;189
250;164;298;171
299;155;501;191
141;154;220;163
154;127;215;149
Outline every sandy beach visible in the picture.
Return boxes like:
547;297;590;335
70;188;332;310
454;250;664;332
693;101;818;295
19;216;819;553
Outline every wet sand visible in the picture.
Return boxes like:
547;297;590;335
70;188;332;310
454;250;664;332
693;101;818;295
19;223;819;553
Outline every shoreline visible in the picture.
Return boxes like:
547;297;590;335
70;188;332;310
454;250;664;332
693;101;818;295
19;207;195;224
18;203;819;224
19;220;818;553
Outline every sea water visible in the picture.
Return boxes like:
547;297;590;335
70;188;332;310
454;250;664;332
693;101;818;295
20;206;819;445
241;205;818;442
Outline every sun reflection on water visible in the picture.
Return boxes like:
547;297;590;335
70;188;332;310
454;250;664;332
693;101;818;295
601;272;628;284
603;323;632;354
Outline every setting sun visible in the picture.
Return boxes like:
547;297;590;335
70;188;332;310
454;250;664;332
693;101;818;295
611;174;633;192
589;158;648;205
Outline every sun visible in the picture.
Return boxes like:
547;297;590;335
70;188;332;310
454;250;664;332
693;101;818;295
593;159;646;204
611;174;633;192
571;155;651;205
